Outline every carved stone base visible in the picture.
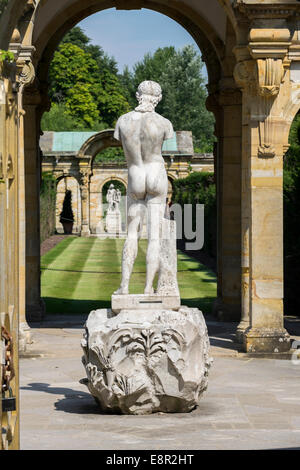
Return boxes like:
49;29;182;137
236;320;250;344
19;321;31;353
81;306;212;415
105;211;122;234
111;294;180;313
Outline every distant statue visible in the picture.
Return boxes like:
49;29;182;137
113;80;174;295
106;183;121;213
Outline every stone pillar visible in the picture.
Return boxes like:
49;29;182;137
0;63;20;450
15;56;35;346
23;86;45;321
208;85;242;322
79;164;92;237
234;45;291;352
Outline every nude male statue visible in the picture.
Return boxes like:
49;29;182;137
113;80;174;295
106;183;116;212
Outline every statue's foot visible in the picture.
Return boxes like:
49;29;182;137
144;286;154;295
113;286;129;295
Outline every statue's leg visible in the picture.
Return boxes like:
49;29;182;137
114;200;145;295
144;198;165;295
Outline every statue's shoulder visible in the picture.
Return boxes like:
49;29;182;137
154;113;174;139
117;111;136;124
114;111;136;140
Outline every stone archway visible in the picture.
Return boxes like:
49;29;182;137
23;1;233;327
90;174;128;235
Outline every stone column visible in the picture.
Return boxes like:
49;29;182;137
0;63;20;450
79;164;92;237
23;86;45;321
234;45;291;352
207;85;242;322
15;55;35;346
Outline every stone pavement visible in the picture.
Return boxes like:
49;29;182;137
20;315;300;450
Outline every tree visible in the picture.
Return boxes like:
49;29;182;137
161;45;215;151
65;82;100;127
49;43;99;103
120;45;215;152
62;26;118;75
95;69;130;127
45;31;130;130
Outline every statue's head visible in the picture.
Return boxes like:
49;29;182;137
109;183;114;189
135;80;162;113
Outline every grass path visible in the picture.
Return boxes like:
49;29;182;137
41;237;217;315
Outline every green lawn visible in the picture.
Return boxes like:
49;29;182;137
41;237;217;315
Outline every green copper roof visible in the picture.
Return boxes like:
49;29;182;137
162;132;177;151
52;132;97;152
46;131;178;153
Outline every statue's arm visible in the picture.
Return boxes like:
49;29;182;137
164;118;174;140
114;118;121;142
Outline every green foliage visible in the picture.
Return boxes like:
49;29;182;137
0;0;9;18
0;49;14;63
46;28;129;130
172;172;216;256
102;179;126;196
94;147;125;163
62;26;118;75
65;82;99;127
94;68;130;127
40;172;57;243
41;102;107;132
120;45;215;152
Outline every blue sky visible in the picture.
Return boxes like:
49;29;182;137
79;8;207;80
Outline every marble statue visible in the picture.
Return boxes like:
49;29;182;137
106;183;121;213
105;183;122;233
81;81;212;414
113;80;174;295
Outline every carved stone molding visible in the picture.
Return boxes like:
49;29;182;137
233;59;257;94
79;168;92;189
17;60;35;87
233;56;288;158
256;58;285;97
114;0;142;10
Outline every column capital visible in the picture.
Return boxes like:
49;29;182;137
79;166;92;190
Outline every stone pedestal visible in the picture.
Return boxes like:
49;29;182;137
81;305;212;415
106;211;122;234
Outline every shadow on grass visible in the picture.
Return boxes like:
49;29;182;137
42;296;217;316
42;297;111;314
180;297;216;315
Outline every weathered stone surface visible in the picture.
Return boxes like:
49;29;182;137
111;294;180;313
105;211;122;234
81;306;212;414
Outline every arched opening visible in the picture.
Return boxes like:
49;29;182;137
56;176;81;234
102;178;127;234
